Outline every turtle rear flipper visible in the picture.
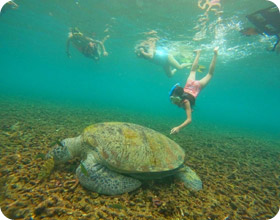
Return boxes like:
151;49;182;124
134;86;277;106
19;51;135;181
76;156;141;195
176;166;202;191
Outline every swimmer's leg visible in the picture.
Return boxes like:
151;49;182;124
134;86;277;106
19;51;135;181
199;47;218;89
164;65;176;78
102;35;110;43
187;49;201;81
168;55;188;70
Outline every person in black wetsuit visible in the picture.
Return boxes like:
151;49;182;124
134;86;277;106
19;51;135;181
66;27;109;61
241;5;280;53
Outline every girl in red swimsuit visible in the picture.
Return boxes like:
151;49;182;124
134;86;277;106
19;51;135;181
169;47;219;134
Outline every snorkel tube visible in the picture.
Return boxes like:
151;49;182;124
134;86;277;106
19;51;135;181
169;83;180;97
169;83;182;105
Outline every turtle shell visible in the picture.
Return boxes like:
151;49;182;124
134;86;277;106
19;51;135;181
82;122;185;173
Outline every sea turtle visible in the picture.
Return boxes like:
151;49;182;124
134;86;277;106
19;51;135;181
46;122;202;195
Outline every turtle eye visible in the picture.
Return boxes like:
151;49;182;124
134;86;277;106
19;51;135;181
57;140;65;147
61;140;66;147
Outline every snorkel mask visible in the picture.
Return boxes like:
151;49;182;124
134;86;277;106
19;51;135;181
169;83;182;105
170;96;182;105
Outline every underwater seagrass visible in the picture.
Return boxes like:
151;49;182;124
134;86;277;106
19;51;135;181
38;156;55;181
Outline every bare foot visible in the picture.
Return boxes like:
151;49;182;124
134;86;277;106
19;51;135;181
171;69;177;76
214;46;219;54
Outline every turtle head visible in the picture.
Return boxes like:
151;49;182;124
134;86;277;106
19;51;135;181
46;135;83;164
46;139;72;164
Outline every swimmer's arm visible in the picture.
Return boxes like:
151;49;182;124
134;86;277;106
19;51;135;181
85;37;95;42
139;48;154;59
179;101;193;129
170;101;192;134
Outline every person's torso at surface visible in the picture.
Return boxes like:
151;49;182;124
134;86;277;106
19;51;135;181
151;46;169;66
183;80;201;98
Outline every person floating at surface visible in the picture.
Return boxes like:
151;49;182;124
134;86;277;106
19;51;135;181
239;27;262;36
66;27;109;61
169;47;218;134
193;0;222;41
240;29;279;53
135;31;189;77
198;0;221;15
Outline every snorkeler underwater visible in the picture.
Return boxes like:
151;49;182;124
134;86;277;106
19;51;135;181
0;0;279;219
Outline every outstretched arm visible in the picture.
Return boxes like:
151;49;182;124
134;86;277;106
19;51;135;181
170;101;192;134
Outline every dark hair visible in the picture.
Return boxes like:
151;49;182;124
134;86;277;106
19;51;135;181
172;86;196;107
172;86;184;97
82;44;100;61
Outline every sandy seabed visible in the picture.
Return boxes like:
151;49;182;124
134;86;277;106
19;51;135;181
0;95;279;220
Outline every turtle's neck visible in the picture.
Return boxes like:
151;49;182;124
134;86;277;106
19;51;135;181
65;135;83;158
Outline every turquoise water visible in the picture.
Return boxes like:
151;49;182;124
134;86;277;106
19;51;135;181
0;0;280;138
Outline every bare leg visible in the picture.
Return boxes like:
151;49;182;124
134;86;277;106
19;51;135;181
187;49;201;81
102;35;110;43
199;47;218;89
164;66;176;78
168;55;188;70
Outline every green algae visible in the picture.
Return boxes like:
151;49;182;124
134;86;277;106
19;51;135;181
108;203;127;210
38;156;55;181
35;153;45;160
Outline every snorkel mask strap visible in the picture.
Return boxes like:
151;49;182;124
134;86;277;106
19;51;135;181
169;83;180;97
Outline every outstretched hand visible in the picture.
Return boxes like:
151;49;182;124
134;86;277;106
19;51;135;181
170;126;181;135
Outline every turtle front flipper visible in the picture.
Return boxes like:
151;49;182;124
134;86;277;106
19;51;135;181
76;155;141;195
175;165;202;191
